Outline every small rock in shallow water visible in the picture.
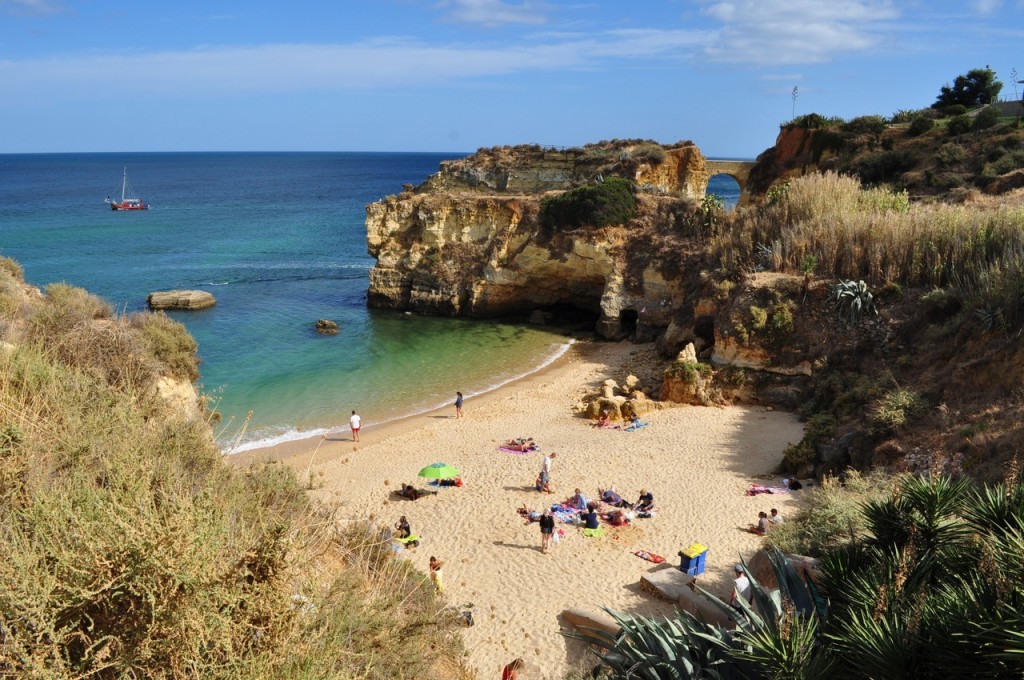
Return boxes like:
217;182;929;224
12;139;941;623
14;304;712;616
315;319;339;334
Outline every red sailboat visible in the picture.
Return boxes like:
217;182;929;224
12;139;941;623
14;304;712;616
105;167;148;211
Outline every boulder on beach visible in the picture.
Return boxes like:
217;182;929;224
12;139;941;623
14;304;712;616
147;290;216;311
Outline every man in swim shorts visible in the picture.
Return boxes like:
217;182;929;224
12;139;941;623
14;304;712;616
349;410;361;442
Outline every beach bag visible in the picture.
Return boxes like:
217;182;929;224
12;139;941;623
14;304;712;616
552;530;561;545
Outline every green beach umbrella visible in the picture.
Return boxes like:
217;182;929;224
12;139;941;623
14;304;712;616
418;462;461;479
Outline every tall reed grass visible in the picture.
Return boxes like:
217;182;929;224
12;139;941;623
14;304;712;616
714;172;1024;327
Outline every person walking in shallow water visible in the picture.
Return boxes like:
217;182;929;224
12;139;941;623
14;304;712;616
455;391;464;418
349;410;361;442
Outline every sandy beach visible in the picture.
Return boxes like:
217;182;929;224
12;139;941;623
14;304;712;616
236;341;805;679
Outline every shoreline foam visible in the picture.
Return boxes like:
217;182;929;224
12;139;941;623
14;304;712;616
223;338;575;454
231;340;805;679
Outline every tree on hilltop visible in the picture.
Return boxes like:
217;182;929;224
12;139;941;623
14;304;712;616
933;67;1003;108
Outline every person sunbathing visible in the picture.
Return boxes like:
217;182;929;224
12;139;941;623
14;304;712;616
400;484;420;501
596;410;611;427
600;486;629;507
504;437;536;452
517;503;542;523
604;509;630;526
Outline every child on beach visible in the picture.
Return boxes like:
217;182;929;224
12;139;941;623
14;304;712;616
454;391;464;418
429;556;444;594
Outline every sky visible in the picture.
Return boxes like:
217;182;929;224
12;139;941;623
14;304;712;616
2;0;1024;157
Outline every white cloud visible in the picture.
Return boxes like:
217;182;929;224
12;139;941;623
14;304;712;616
697;0;900;65
435;0;548;27
0;31;712;101
760;73;804;81
0;0;64;15
972;0;1003;13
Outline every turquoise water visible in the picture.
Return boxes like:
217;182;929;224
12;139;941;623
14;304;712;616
0;153;740;450
0;152;573;451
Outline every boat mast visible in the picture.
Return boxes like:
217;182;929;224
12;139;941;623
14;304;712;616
121;167;128;203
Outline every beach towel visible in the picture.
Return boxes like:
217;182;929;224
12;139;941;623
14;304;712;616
497;445;537;454
634;550;665;563
623;420;649;432
745;483;790;496
582;527;605;538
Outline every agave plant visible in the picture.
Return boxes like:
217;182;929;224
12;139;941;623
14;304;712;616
564;549;830;679
831;279;877;323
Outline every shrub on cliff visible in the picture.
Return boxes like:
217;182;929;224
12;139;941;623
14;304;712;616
131;311;201;382
540;177;637;231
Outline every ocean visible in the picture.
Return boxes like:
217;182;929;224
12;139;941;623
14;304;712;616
0;152;740;451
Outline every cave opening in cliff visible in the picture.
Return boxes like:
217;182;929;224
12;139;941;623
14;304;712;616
619;309;639;339
695;314;715;347
542;303;600;330
707;174;741;211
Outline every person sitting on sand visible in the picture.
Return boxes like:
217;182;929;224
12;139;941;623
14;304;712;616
749;511;769;535
567;488;588;510
596;410;612;427
429;556;444;594
401;484;420;501
583;503;600;530
395;515;411;539
635;489;655;513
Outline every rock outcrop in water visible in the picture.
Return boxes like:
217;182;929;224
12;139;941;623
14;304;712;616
147;289;217;310
365;141;735;339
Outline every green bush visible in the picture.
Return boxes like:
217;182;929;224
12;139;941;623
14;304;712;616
908;116;935;136
540;177;636;231
0;256;24;281
947;114;972;136
856;149;918;184
973;105;1002;131
936;142;967;168
844;115;887;135
665;359;712;382
872;387;928;429
767;470;890;556
782;113;845;130
891;108;927;124
131;311;201;382
941;104;969;117
631;143;666;165
782;413;837;471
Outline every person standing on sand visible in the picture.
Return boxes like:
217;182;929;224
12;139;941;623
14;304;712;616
539;452;555;493
539;510;555;553
349;410;361;442
455;391;464;418
502;658;524;680
429;556;444;594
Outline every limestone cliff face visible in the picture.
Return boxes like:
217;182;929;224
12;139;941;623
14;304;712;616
366;142;701;338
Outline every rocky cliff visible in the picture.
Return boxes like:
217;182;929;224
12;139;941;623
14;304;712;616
365;141;712;339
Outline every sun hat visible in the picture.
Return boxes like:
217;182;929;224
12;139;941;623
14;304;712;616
735;564;745;573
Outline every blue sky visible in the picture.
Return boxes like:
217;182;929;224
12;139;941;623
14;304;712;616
2;0;1023;157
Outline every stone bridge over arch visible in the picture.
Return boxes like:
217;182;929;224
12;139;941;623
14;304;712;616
695;159;757;206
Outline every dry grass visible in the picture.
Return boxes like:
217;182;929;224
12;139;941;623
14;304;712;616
715;172;1024;327
0;274;472;679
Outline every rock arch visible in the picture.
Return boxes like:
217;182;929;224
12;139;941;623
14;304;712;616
696;159;757;207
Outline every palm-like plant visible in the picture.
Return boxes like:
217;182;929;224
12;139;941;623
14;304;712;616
565;549;828;679
570;475;1024;678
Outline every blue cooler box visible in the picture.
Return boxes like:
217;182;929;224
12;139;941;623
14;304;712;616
678;543;708;576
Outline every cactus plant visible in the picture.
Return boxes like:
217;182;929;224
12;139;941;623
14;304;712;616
831;279;877;322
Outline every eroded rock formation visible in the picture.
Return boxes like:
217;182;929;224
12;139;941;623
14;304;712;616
365;141;723;339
